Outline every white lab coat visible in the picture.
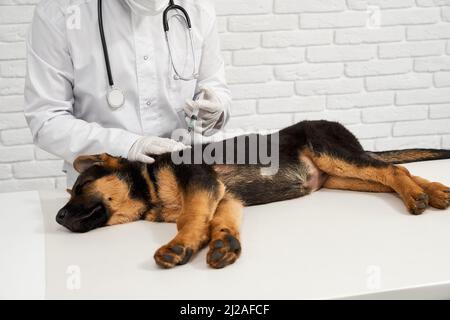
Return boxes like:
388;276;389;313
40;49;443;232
24;0;231;188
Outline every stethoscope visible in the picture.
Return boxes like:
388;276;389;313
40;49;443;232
98;0;199;109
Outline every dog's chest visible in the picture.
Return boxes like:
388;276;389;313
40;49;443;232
144;198;182;223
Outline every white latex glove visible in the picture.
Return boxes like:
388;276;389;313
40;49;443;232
128;136;188;164
184;86;225;136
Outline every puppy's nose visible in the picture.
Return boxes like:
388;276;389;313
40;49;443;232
56;208;68;225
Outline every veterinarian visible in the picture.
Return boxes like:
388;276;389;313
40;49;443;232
24;0;231;188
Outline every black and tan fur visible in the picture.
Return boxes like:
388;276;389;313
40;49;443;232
57;121;450;269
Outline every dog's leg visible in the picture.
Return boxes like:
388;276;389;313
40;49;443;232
324;176;393;193
154;188;224;269
303;150;428;215
410;176;450;209
389;165;449;209
206;194;243;269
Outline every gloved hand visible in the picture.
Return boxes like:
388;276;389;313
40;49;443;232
128;136;188;164
184;86;225;136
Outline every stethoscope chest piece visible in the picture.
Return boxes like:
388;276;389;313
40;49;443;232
107;87;125;109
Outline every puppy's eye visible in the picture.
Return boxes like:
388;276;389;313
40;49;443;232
80;180;93;188
75;180;93;194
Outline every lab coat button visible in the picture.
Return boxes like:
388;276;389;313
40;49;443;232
144;56;149;60
146;100;151;106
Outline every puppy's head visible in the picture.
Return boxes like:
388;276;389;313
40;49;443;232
56;154;150;233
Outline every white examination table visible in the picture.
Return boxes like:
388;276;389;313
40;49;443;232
1;160;450;300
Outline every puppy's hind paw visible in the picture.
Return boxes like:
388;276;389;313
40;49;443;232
407;193;429;215
426;183;450;210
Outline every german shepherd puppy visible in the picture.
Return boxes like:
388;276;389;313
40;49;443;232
56;121;450;269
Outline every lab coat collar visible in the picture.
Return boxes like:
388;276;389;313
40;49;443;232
124;0;167;16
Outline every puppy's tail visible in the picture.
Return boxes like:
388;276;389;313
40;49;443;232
367;149;450;164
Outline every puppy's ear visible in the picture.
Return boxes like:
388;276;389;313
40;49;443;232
73;155;104;173
73;153;124;173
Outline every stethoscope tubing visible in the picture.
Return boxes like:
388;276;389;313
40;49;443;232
163;1;192;31
97;0;198;108
98;0;114;88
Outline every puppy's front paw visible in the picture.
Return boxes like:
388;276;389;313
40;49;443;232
207;230;241;269
154;244;194;269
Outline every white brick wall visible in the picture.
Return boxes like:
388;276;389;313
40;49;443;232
1;0;450;193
